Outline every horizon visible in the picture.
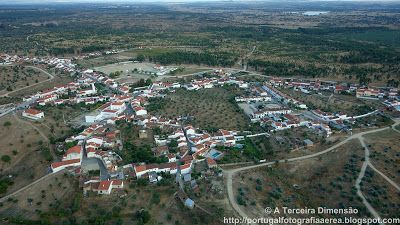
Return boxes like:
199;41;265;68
2;0;400;4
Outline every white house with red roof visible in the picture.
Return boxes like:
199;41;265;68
62;145;83;161
51;159;81;173
110;102;126;111
134;106;147;116
356;88;381;99
84;179;124;195
22;108;44;120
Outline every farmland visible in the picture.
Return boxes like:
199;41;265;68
0;114;49;196
365;130;400;185
0;66;49;96
232;140;368;218
147;87;250;131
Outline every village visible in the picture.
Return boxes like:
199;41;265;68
0;51;399;214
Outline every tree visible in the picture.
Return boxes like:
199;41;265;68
134;209;151;225
136;54;145;62
3;121;11;128
1;155;11;163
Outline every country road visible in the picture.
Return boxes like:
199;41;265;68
224;120;400;224
0;65;55;97
356;137;382;223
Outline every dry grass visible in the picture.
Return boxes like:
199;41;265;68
233;139;368;218
360;167;400;218
0;66;49;95
364;129;400;185
0;172;76;220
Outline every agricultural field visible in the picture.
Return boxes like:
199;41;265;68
8;74;73;99
360;167;400;218
233;139;368;218
147;87;250;131
1;3;399;86
0;175;222;225
219;126;346;164
0;114;50;197
278;87;379;115
0;66;49;96
0;172;76;222
364;129;400;185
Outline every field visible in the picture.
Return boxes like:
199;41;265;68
0;174;223;225
0;66;49;96
8;72;73;99
148;87;249;131
1;2;399;86
360;167;400;218
0;172;76;221
278;87;379;115
232;139;368;218
364;129;400;185
0;114;49;197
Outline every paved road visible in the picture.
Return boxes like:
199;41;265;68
224;121;398;224
0;65;55;97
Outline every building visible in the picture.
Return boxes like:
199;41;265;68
51;159;81;173
22;108;44;120
62;145;83;161
206;157;217;169
303;139;314;147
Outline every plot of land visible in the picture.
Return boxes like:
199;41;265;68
0;114;49;196
0;172;75;220
233;139;368;218
0;66;49;95
364;129;400;185
148;87;249;131
8;72;73;98
360;167;400;218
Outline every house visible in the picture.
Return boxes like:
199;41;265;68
51;159;81;173
177;190;195;209
303;139;314;147
87;180;124;195
22;108;44;120
134;106;147;116
63;145;83;161
206;157;217;169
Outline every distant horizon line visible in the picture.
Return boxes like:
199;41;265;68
2;0;400;4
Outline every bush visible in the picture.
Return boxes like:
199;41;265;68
3;121;11;127
1;155;11;163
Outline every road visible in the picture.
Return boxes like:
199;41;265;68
356;137;382;223
0;65;55;98
224;120;399;224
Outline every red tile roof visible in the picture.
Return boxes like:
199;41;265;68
51;159;80;169
207;157;217;166
98;180;112;191
24;108;43;115
66;145;81;155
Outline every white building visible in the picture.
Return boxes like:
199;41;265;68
22;108;44;120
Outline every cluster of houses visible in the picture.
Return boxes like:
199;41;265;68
12;49;397;199
182;76;248;91
269;77;399;102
